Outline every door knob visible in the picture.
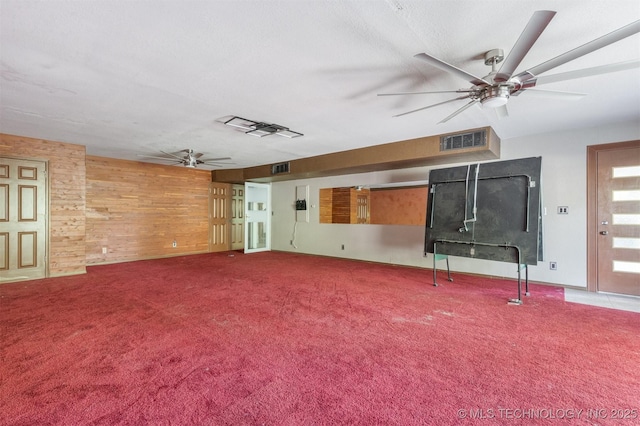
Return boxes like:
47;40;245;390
599;231;608;235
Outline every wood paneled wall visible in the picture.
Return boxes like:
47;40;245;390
0;133;87;277
320;186;427;226
86;156;212;264
319;188;332;224
370;187;428;226
319;187;371;224
331;187;352;224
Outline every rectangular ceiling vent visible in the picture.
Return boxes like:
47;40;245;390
271;162;290;175
440;129;486;152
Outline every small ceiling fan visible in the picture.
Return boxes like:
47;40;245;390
379;11;640;123
139;149;232;168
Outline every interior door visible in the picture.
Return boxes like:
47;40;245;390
230;184;245;250
596;145;640;296
209;182;231;252
0;157;47;282
244;182;271;253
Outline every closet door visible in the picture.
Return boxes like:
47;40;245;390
0;157;47;282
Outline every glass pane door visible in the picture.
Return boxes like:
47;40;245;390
244;182;271;253
596;146;640;296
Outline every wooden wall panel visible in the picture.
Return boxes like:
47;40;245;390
370;187;428;226
0;133;87;277
86;156;212;264
331;187;351;224
320;188;371;224
319;188;332;224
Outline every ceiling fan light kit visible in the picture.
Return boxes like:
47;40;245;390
481;86;510;109
379;11;640;122
224;116;303;138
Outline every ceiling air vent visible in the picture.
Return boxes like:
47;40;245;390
440;129;486;152
271;162;290;175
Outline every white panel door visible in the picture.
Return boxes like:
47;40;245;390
244;182;271;253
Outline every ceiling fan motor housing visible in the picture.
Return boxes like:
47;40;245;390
183;149;200;168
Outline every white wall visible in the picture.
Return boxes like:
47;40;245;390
269;121;640;288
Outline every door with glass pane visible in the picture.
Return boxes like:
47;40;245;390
244;182;270;253
596;145;640;296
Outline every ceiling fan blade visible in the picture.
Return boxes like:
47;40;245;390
514;88;586;99
198;157;232;162
137;154;181;161
202;163;234;167
414;53;490;86
532;60;640;86
495;104;509;120
193;152;204;159
160;150;188;160
514;19;640;83
393;95;471;118
378;89;473;96
494;10;556;82
438;99;480;124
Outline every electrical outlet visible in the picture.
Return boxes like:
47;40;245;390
290;240;293;245
172;240;177;248
102;247;107;254
341;244;345;250
549;262;557;270
557;206;568;214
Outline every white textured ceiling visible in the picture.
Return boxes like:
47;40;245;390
1;0;639;169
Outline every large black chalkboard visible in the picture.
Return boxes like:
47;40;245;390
425;157;543;266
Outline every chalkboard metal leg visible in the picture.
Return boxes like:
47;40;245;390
434;238;525;303
525;265;530;296
432;243;438;287
446;257;453;282
509;268;523;305
508;259;523;305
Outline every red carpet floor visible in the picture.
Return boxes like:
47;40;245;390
1;252;638;425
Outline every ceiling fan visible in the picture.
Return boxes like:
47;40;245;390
139;149;232;168
379;11;640;123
